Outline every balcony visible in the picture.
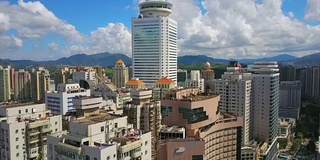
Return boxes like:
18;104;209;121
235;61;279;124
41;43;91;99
131;151;142;158
41;128;51;133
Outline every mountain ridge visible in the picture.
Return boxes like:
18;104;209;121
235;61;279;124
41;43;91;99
1;52;319;69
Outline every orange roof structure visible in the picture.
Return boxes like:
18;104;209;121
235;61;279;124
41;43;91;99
126;79;144;85
156;77;175;84
116;59;125;65
235;62;242;68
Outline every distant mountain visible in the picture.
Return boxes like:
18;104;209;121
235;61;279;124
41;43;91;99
0;52;132;70
178;55;229;64
54;52;132;67
237;54;297;64
286;52;320;66
1;52;320;70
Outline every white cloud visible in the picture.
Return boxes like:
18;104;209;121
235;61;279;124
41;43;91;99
0;12;10;33
167;0;320;58
90;23;132;56
0;35;23;50
0;0;85;41
62;45;90;55
48;42;59;50
305;0;320;21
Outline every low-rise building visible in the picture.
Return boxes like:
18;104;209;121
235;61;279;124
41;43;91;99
47;113;152;160
45;83;90;115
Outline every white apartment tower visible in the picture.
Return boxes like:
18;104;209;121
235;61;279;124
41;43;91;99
185;70;205;93
0;103;62;160
248;62;280;146
211;67;252;146
132;0;178;85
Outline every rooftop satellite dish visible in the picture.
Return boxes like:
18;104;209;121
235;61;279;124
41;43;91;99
176;147;186;153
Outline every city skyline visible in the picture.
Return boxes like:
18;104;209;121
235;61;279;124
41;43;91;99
0;0;319;61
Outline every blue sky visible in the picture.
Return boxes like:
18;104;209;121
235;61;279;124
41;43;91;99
0;0;319;60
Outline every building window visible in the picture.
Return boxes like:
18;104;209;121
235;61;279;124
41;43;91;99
94;158;97;160
85;155;90;160
18;110;21;114
15;130;18;134
101;126;104;132
25;109;28;113
55;122;58;125
16;137;18;141
145;150;148;155
16;153;19;157
145;141;148;146
192;155;203;160
16;145;19;149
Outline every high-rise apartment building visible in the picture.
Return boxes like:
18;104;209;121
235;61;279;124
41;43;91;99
0;103;62;160
248;62;280;159
0;65;12;102
45;83;91;115
177;69;187;87
201;62;215;92
211;67;252;146
279;81;301;119
185;70;204;93
112;59;129;88
132;0;177;85
161;88;243;160
301;66;320;103
124;89;161;159
153;77;175;100
279;64;297;81
14;69;31;101
31;67;50;103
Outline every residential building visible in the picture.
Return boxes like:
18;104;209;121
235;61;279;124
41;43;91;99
9;67;15;90
47;113;152;160
72;70;96;84
211;67;252;146
123;89;161;159
279;81;301;119
45;83;91;115
185;70;204;93
112;59;129;88
31;67;50;103
153;77;175;100
201;62;215;93
248;62;280;159
279;64;297;81
0;103;62;160
0;65;11;102
132;0;177;85
161;88;243;160
54;66;78;90
301;66;320;103
14;69;31;101
128;66;133;80
177;69;187;87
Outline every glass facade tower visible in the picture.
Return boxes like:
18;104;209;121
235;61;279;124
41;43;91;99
132;0;178;86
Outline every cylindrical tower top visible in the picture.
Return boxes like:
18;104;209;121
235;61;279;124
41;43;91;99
139;0;173;17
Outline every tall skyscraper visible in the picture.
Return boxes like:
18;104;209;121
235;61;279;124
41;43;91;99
132;0;177;85
0;65;11;102
31;67;50;103
14;69;31;101
211;67;252;146
248;62;279;143
248;62;280;159
112;59;129;88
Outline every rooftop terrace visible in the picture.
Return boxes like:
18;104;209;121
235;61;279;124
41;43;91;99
73;114;124;125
